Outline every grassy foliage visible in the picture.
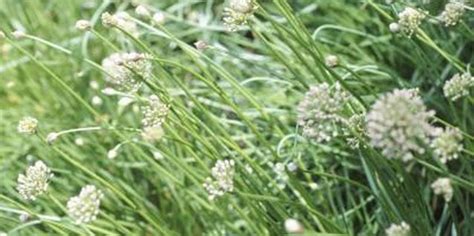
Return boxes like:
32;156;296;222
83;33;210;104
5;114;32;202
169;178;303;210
0;0;473;235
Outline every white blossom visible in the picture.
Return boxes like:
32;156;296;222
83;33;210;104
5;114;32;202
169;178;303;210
397;7;427;36
443;72;474;101
17;161;53;200
101;52;152;92
67;185;104;224
385;221;410;236
431;127;463;163
366;89;436;162
297;82;352;143
203;160;235;200
431;178;453;202
223;0;257;31
141;95;170;128
440;1;466;26
17;117;38;134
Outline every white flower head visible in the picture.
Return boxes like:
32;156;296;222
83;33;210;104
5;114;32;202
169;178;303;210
223;0;257;31
101;52;152;92
443;72;474;101
397;7;427;36
203;160;235;200
0;31;5;39
18;117;38;134
431;177;453;202
284;218;304;234
101;12;117;28
431;127;463;163
141;95;170;128
75;20;91;31
440;1;466;26
385;221;410;236
297;82;352;143
17;161;53;200
141;126;164;142
67;185;104;224
366;88;436;162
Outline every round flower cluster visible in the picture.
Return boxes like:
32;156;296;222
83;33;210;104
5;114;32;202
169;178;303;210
431;127;463;163
203;159;235;200
141;95;170;128
17;117;38;134
440;1;466;26
101;52;152;92
223;0;257;31
431;177;453;202
17;161;53;201
397;7;427;36
67;185;104;224
385;221;411;236
443;72;474;101
297;82;352;143
366;89;436;162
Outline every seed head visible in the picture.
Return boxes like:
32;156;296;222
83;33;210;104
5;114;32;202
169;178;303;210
67;185;104;224
440;1;466;26
431;178;453;202
18;117;38;134
366;89;436;162
443;72;474;101
385;221;410;236
101;52;152;92
17;161;53;201
203;160;235;200
397;7;427;36
75;20;91;31
297;82;351;143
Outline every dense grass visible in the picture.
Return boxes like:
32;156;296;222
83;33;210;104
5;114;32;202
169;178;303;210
0;0;473;235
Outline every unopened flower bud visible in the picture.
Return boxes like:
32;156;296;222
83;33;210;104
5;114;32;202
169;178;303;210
75;20;92;31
